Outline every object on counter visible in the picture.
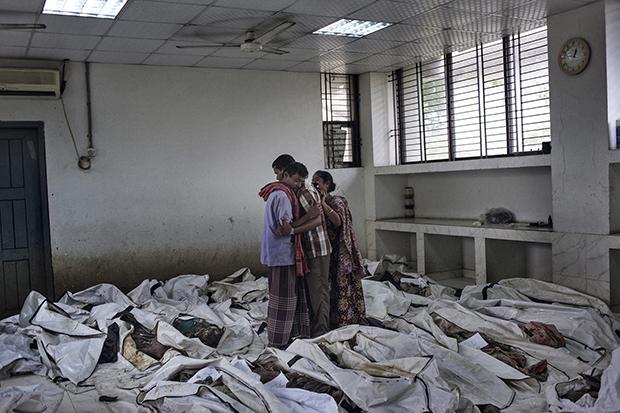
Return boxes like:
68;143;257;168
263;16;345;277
404;186;414;218
528;216;553;228
482;207;515;225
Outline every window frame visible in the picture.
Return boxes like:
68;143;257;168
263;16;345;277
320;73;362;169
392;26;550;165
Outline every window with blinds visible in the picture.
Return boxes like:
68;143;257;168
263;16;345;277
392;25;550;164
320;73;361;169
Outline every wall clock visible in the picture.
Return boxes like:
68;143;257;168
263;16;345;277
558;37;590;75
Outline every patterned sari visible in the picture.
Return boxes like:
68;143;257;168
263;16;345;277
326;195;366;327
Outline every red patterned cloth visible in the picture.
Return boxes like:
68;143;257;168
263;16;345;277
521;321;566;348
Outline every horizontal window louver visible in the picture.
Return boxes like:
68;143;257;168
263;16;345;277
392;25;550;164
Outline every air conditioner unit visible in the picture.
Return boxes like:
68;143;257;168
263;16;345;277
0;68;61;98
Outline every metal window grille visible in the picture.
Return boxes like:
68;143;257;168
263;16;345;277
392;25;550;164
321;73;361;169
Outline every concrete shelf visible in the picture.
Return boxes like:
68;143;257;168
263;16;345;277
608;149;620;164
369;218;554;286
374;154;551;176
373;218;554;243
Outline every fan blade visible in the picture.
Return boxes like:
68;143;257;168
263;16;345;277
0;23;46;30
176;43;239;49
254;21;295;44
261;46;289;55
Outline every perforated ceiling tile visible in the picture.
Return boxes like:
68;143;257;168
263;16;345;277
506;0;596;21
446;0;532;14
0;46;27;57
30;32;101;49
192;6;274;29
348;0;441;24
333;63;393;74
159;0;215;4
364;23;440;42
318;50;372;65
195;55;255;67
382;41;425;58
0;11;38;24
210;45;266;59
27;47;91;60
262;47;320;61
156;40;214;55
381;28;487;59
542;0;599;16
285;34;356;51
284;0;374;18
142;53;204;66
352;53;415;66
507;1;547;20
422;29;483;48
38;14;114;35
281;14;337;35
286;61;323;72
119;0;206;24
459;14;542;34
0;0;598;69
88;50;149;64
404;6;484;29
1;0;43;13
0;31;32;47
339;38;405;54
97;37;164;53
172;24;242;43
108;20;184;39
242;58;300;70
214;0;297;12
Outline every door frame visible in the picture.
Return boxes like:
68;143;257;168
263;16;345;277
0;121;54;300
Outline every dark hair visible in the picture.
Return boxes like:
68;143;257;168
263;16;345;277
314;170;336;192
284;162;308;178
272;154;295;170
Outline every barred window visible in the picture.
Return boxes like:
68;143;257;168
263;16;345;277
321;73;361;169
392;26;550;163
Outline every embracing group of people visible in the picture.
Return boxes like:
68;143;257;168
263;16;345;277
259;154;366;348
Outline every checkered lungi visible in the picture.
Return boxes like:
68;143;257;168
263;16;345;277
267;265;310;347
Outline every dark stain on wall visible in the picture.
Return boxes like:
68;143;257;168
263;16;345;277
51;244;265;297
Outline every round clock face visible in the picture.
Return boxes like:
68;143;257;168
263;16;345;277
558;37;590;75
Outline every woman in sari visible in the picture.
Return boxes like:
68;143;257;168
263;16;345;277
312;170;366;328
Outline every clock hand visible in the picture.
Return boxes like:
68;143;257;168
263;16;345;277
573;49;577;58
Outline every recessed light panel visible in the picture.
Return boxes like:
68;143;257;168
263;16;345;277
43;0;129;19
313;19;392;38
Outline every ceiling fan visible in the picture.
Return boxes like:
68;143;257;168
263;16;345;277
176;21;296;55
0;23;46;30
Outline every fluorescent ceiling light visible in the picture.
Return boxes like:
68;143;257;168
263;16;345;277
313;19;392;38
43;0;128;19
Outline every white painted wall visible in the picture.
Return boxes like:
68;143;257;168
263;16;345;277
0;62;366;294
401;168;552;222
549;1;609;235
607;0;620;149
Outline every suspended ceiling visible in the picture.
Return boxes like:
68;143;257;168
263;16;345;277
0;0;599;73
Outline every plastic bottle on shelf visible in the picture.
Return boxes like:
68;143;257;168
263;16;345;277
404;186;414;218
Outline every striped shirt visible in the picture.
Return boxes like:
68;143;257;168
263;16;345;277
297;184;331;259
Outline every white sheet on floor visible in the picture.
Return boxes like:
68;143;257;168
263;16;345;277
0;383;63;413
